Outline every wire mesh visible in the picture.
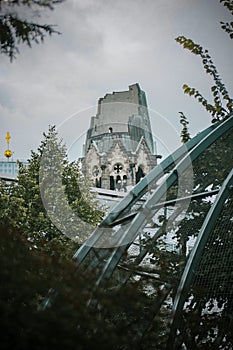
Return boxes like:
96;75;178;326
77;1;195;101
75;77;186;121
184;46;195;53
172;192;233;350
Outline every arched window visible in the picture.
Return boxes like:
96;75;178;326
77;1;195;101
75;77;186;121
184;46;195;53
109;127;113;133
110;176;115;190
136;166;145;184
116;175;121;191
92;165;101;188
95;178;101;188
122;175;127;192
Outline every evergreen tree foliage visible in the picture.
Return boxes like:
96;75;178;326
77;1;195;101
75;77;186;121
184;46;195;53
0;125;104;256
0;0;63;60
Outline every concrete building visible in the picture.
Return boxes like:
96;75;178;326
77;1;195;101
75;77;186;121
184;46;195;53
80;83;158;191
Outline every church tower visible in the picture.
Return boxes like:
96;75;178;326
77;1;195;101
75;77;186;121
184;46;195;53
80;83;157;191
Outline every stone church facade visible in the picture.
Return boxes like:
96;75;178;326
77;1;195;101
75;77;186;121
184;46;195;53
80;83;158;191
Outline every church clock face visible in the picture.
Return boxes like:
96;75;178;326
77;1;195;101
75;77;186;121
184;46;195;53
92;165;100;177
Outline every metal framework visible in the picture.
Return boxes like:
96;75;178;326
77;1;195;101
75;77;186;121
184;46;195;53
73;113;233;348
73;115;233;279
73;121;216;265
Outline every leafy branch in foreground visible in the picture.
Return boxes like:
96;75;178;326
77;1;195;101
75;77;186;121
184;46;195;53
0;15;60;60
179;112;191;144
176;1;233;122
176;36;233;122
220;0;233;39
0;0;63;60
0;1;64;10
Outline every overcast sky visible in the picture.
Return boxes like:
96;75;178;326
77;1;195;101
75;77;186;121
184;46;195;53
0;0;232;161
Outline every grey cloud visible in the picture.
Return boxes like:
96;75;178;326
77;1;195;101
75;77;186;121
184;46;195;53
0;0;232;161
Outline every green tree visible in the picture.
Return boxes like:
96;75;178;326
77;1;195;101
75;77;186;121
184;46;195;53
0;128;156;350
0;0;64;61
0;125;104;256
